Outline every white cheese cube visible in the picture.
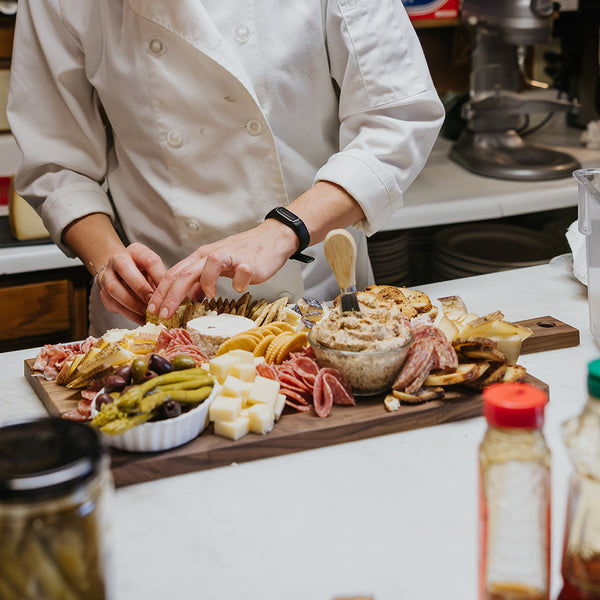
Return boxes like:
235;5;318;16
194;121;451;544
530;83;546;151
208;354;239;384
282;306;301;328
213;416;250;441
273;393;286;421
228;349;255;364
247;375;280;406
253;356;266;365
240;408;250;418
209;395;243;422
248;403;274;435
230;362;256;383
221;375;252;399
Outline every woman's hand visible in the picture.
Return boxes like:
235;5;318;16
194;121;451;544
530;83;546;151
96;242;167;324
148;219;297;320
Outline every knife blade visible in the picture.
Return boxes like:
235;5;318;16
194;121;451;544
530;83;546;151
324;229;361;313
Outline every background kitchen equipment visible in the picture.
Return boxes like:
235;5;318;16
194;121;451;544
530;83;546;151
449;0;580;181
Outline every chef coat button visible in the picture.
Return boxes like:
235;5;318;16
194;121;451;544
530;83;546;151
149;37;165;56
167;129;183;148
234;25;251;43
245;119;263;136
185;219;200;232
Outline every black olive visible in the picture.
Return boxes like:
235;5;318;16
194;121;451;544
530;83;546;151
104;375;128;393
148;354;173;375
141;369;158;382
114;365;132;385
160;399;182;420
94;392;113;411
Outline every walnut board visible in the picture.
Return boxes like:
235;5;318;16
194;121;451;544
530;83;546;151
23;316;575;488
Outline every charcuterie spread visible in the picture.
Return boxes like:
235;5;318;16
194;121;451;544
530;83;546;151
29;285;534;453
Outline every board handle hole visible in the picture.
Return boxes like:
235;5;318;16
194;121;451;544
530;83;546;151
536;320;556;328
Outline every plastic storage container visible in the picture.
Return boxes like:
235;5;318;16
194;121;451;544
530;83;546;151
558;359;600;599
574;168;600;348
0;417;114;599
479;382;551;600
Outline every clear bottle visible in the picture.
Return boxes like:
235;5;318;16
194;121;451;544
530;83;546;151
558;359;600;599
479;382;551;600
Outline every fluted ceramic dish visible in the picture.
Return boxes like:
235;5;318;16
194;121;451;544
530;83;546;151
91;383;219;452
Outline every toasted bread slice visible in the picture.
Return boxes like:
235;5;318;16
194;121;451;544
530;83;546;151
453;338;508;363
400;287;433;313
424;362;490;387
392;386;445;405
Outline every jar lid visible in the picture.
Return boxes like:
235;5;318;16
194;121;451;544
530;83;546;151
588;359;600;400
483;382;548;428
0;417;107;501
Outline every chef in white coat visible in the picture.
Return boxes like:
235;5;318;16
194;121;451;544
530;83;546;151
8;0;444;335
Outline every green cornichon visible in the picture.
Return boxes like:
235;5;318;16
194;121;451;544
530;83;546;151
117;368;212;408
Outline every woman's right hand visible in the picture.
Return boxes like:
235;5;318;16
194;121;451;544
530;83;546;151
95;242;167;325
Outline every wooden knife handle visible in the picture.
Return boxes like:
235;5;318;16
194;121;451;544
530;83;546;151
324;229;357;290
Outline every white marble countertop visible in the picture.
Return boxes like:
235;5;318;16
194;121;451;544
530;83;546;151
0;262;595;600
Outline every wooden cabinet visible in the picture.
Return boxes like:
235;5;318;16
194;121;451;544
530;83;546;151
0;267;91;352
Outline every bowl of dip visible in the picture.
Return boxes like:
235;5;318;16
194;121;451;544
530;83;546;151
307;307;413;396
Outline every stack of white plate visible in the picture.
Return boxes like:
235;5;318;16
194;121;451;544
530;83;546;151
367;230;412;286
432;223;561;281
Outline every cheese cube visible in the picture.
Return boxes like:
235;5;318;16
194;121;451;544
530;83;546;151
209;395;243;422
228;349;255;364
240;408;250;418
282;306;301;328
274;393;286;421
253;356;266;365
247;375;280;406
230;362;256;383
208;354;239;384
248;403;274;435
221;375;252;400
213;416;250;441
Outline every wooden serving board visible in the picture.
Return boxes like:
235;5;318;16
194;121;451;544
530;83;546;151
23;316;576;488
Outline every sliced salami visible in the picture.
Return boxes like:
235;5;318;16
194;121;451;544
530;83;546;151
256;362;278;380
62;407;90;422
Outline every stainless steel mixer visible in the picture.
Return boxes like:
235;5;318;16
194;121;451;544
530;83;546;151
449;0;581;181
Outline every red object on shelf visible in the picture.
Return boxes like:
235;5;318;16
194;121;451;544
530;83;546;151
0;176;10;206
402;0;459;21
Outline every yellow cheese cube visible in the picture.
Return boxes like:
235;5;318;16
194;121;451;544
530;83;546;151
228;349;255;364
230;362;256;383
213;416;250;441
282;306;301;328
240;408;250;418
248;403;274;435
209;395;242;422
221;375;252;400
274;393;286;421
247;375;280;406
208;354;239;384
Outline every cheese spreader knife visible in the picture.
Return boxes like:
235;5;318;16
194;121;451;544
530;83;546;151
324;228;361;313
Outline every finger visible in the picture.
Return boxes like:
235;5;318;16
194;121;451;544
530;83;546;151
111;253;157;304
199;251;235;298
231;262;254;293
99;269;148;317
128;243;167;291
99;286;146;325
148;256;206;319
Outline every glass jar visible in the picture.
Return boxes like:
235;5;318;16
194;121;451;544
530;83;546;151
0;417;114;599
479;382;551;600
558;359;600;599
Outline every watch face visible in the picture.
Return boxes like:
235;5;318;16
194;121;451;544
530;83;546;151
277;207;298;223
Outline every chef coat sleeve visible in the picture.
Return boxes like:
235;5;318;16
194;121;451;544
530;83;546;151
7;0;114;257
318;0;445;235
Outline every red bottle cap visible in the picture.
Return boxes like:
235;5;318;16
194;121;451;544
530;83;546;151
483;382;548;429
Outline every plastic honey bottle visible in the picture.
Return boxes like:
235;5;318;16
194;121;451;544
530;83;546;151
479;382;551;600
558;359;600;599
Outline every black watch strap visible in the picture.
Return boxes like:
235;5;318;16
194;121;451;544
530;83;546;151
264;207;315;263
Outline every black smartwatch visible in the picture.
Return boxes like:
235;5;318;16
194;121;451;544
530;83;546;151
264;207;315;263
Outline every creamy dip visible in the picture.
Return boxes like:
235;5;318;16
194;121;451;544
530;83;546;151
310;306;411;353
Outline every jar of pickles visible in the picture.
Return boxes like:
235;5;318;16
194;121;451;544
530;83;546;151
0;417;114;599
558;360;600;599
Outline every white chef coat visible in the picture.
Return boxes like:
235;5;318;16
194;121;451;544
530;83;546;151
8;0;444;334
